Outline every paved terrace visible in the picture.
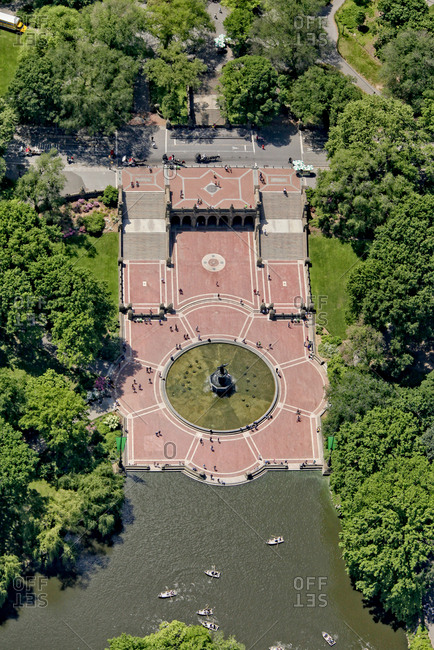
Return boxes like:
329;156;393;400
115;228;326;485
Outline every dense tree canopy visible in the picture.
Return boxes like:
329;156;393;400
107;620;245;650
0;200;114;367
218;55;279;125
330;406;424;503
340;457;434;625
325;95;417;158
10;4;139;134
380;29;434;114
288;65;361;129
145;44;206;123
145;0;213;49
250;0;330;74
16;149;65;214
311;96;434;240
346;194;434;372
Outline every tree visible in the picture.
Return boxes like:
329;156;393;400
0;200;114;367
218;55;279;125
0;555;21;608
341;319;385;369
10;39;62;126
19;369;90;473
380;29;434;114
330;406;423;502
16;149;65;213
145;0;213;49
107;620;246;650
33;256;115;367
57;40;139;134
223;7;254;56
10;7;139;134
346;194;434;370
288;65;361;129
378;0;429;31
325;95;417;158
0;99;16;184
322;367;396;435
340;456;434;624
409;626;433;650
145;44;206;124
0;419;37;553
84;0;147;55
250;0;330;74
311;140;432;240
310;96;434;240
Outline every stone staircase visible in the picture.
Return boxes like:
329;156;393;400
260;192;305;260
260;233;304;261
122;190;167;260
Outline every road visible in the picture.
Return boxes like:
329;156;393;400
320;0;380;95
6;121;329;193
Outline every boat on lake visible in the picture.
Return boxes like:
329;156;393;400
322;631;336;646
266;536;284;545
204;567;221;578
202;621;219;631
197;607;213;616
158;589;177;598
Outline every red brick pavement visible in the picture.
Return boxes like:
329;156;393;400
116;230;326;484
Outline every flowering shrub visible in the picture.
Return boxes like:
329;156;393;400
104;413;120;430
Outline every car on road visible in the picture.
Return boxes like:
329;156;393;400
195;153;221;164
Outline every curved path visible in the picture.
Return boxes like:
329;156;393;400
321;0;380;95
115;229;327;485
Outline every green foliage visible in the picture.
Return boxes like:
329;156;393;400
378;0;429;31
83;0;147;55
330;406;423;502
340;456;434;624
318;335;342;359
409;626;432;649
346;194;434;372
341;319;385;369
288;65;361;129
83;210;106;236
102;184;118;207
107;620;246;650
145;43;206;124
0;200;114;367
251;0;330;74
19;370;90;474
311;96;433;240
10;6;139;134
218;55;279;125
223;7;254;55
379;29;434;114
323;367;396;434
326;95;417;158
16;149;65;214
0;418;37;554
145;0;213;49
0;555;21;608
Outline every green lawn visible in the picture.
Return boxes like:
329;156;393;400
165;343;276;430
64;232;119;312
335;0;382;89
0;30;22;96
309;232;361;338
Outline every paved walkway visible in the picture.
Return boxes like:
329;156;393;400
321;0;380;95
115;230;326;484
